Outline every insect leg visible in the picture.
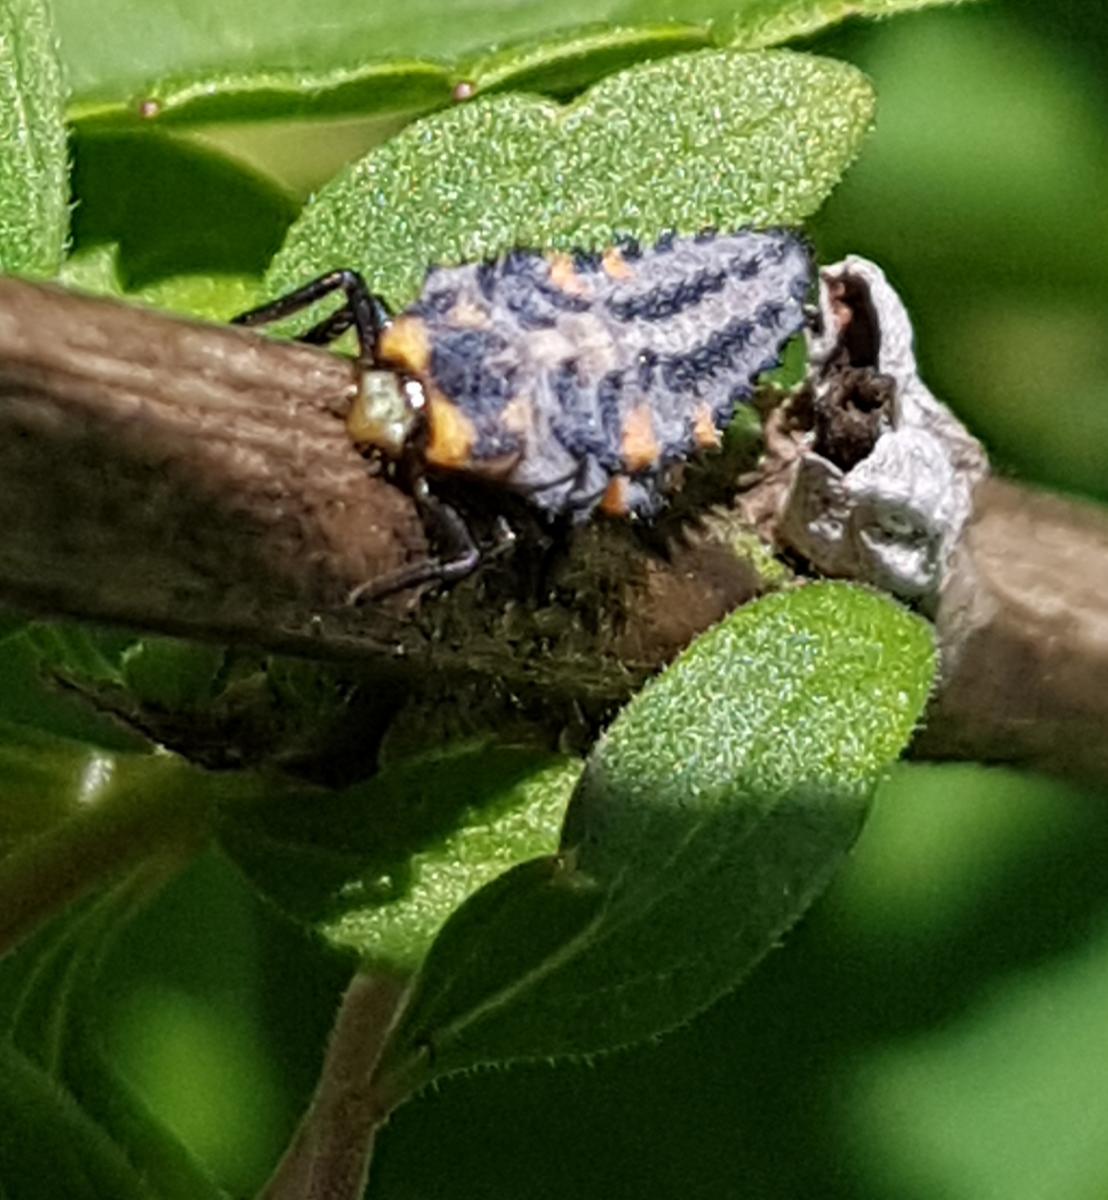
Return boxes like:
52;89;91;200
298;307;355;346
346;479;490;604
231;269;391;363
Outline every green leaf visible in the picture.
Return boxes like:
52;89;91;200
117;641;228;713
528;47;875;250
16;625;232;749
26;622;231;720
70;130;296;287
0;722;136;856
218;744;581;972
0;720;233;1196
0;0;69;275
0;631;147;752
0;872;229;1200
63;244;266;321
0;723;223;957
56;0;963;127
0;1040;156;1200
16;624;390;778
460;24;710;98
267;93;554;311
71;61;452;129
721;0;978;50
134;273;265;321
267;49;874;311
23;625;133;689
5;884;135;1070
58;243;125;296
376;583;935;1084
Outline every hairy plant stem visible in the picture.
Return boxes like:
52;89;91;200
259;971;414;1200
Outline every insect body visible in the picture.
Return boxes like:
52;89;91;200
234;229;811;595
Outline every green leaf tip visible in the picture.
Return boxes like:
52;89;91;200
267;48;874;310
0;0;69;275
377;584;935;1085
218;743;582;973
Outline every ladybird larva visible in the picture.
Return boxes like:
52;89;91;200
236;228;811;521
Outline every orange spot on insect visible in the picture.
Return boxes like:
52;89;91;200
600;476;631;517
601;247;634;281
378;316;432;374
693;402;722;449
546;253;590;297
424;392;477;470
621;406;661;472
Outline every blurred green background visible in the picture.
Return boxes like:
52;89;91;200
60;1;1108;1196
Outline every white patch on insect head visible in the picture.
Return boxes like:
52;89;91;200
349;369;424;458
780;256;988;611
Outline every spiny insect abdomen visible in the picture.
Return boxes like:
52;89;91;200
378;228;812;519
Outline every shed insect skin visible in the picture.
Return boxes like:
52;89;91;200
233;228;812;595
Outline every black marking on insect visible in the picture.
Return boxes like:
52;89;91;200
233;228;812;596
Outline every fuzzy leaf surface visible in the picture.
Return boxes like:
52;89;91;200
218;744;581;972
0;0;68;274
266;49;874;312
376;584;936;1083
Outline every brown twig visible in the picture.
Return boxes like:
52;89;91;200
0;277;423;656
0;277;769;689
0;279;1106;784
918;477;1108;783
